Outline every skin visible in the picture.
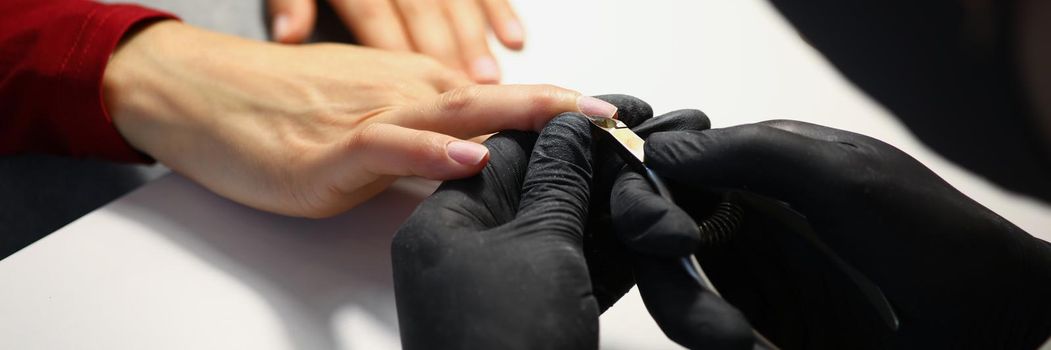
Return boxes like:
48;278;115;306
102;21;614;218
267;0;524;83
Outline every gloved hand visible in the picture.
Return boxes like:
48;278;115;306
391;95;711;349
611;120;1051;349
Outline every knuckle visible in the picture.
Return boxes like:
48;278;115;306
347;123;385;152
732;124;771;144
526;86;561;109
762;119;808;131
438;85;481;113
407;131;444;161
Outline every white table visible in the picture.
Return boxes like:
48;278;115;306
3;1;1050;349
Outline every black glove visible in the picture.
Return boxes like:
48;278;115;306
611;120;1051;349
391;95;711;349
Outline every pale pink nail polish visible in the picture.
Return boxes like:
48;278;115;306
272;15;290;41
577;96;618;118
504;20;525;44
470;57;501;83
447;141;489;166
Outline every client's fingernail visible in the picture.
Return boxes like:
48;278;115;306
272;15;290;41
577;96;618;118
470;57;501;83
504;20;525;44
447;140;489;166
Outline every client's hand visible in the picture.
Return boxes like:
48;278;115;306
267;0;524;83
102;20;612;218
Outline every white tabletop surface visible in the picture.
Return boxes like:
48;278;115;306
2;1;1050;349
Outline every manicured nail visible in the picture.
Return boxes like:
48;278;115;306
272;15;290;41
447;140;489;166
577;96;618;118
470;57;501;83
504;20;525;45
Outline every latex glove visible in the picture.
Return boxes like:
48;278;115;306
103;21;613;218
611;120;1051;349
267;0;523;83
391;95;711;349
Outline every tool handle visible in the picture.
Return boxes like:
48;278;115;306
641;166;779;350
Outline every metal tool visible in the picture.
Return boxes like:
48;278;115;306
586;116;780;349
587;115;903;347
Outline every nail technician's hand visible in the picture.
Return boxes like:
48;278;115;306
102;21;611;218
612;120;1051;349
391;95;712;349
268;0;524;83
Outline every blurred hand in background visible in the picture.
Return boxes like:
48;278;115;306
267;0;524;83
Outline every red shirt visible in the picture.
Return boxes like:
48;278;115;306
0;0;176;163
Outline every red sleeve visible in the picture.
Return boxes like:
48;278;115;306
0;0;177;163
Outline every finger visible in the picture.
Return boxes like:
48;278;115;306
268;0;316;43
468;133;493;144
514;115;594;229
611;170;701;257
350;123;490;180
330;0;412;51
378;84;618;139
635;109;711;137
645;124;848;205
633;255;755;349
480;0;525;50
445;0;500;83
761;119;871;145
393;0;463;71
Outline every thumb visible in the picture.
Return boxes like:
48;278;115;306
514;114;594;231
645;124;846;206
351;123;490;180
268;0;316;43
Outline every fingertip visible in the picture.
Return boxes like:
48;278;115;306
498;20;525;50
577;95;618;119
644;130;708;168
446;140;490;168
656;109;711;129
268;0;315;43
271;15;292;43
481;0;525;50
418;138;490;181
355;124;488;180
468;56;501;84
543;113;594;142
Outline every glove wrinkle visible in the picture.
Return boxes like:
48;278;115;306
392;95;731;350
612;120;1051;349
516;114;593;235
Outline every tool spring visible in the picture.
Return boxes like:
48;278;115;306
697;200;743;246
